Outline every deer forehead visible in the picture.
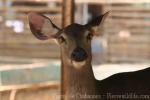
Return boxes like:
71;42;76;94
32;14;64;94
63;23;90;38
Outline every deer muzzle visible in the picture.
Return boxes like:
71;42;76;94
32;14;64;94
71;47;88;62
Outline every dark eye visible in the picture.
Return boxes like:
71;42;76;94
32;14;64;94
87;33;93;40
58;36;66;43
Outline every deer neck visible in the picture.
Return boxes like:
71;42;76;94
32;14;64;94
61;55;98;99
62;59;95;82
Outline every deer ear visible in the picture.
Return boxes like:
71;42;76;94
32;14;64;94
86;12;109;35
28;12;61;40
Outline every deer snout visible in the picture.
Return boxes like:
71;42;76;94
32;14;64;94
71;47;87;62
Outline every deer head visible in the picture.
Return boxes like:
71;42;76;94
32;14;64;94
28;12;109;69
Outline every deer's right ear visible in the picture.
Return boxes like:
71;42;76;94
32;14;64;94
28;12;61;40
85;12;109;35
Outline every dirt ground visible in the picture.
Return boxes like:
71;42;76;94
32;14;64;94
0;87;60;100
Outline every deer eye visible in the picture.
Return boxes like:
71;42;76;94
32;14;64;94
87;33;93;40
58;36;66;43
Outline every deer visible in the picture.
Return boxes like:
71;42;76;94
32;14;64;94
28;12;150;100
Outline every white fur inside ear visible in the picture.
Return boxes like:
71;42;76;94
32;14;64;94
53;39;59;45
41;19;55;36
72;61;86;69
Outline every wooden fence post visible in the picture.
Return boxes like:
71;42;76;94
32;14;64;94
61;0;75;99
62;0;75;27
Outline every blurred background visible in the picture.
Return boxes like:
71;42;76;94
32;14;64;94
0;0;150;100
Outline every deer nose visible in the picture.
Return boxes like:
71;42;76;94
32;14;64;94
71;47;87;62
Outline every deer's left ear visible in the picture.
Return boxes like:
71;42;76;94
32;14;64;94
28;12;61;40
85;12;109;35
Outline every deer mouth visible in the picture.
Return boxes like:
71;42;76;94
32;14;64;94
70;47;88;68
71;60;86;69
